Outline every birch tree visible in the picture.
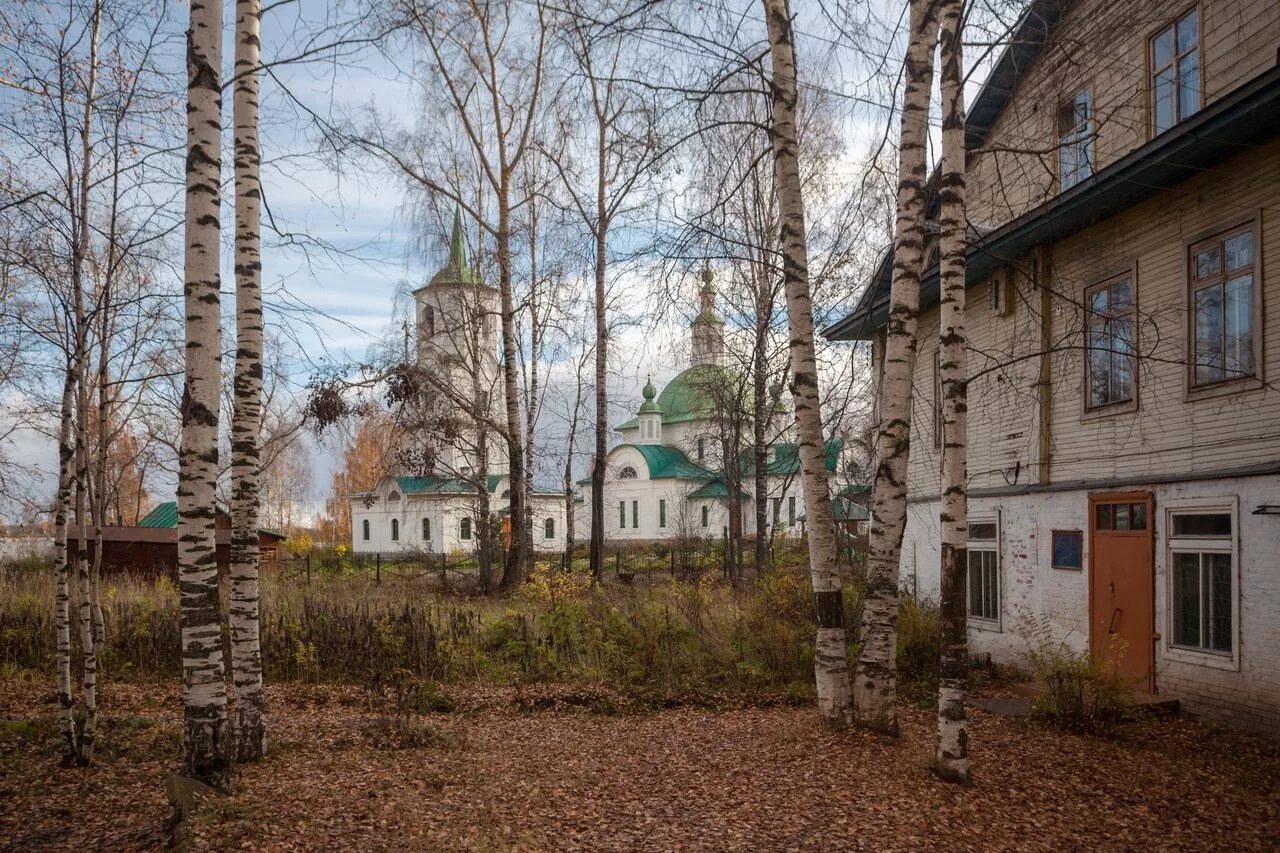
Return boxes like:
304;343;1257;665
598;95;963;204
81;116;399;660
760;0;850;726
935;0;970;784
854;0;939;737
547;0;667;582
230;0;268;763
179;0;231;788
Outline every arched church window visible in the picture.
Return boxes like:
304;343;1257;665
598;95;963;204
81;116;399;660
619;466;638;480
391;518;400;541
362;519;370;541
422;517;431;540
460;517;472;540
424;305;435;336
701;505;709;527
544;518;555;539
697;438;705;462
388;490;401;502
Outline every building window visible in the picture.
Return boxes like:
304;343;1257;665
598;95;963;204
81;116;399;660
619;501;626;529
772;497;781;524
423;305;435;336
544;517;555;539
1169;508;1234;655
422;517;431;541
387;490;401;502
1190;226;1256;387
966;520;999;622
632;500;639;528
700;505;709;528
391;518;400;541
1095;500;1148;531
362;519;370;541
1085;276;1135;409
1051;530;1083;570
619;466;638;479
460;517;472;540
787;496;796;527
1151;8;1199;135
1058;89;1093;189
697;438;705;462
659;499;666;528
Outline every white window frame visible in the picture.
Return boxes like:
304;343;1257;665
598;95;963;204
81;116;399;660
966;512;1002;631
1163;497;1240;671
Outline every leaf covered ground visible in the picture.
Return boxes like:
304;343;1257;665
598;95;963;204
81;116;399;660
1;679;1277;851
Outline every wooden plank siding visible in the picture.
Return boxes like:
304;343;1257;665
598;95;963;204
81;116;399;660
965;0;1280;229
904;135;1279;500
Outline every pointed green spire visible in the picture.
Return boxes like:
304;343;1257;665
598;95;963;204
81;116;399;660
448;205;468;271
424;203;484;289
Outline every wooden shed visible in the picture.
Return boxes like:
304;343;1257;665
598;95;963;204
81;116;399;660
65;502;285;578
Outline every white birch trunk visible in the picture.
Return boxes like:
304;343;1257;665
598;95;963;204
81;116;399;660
854;0;939;736
53;368;78;765
73;371;97;764
180;0;230;789
230;0;267;763
762;0;851;727
70;1;102;764
935;0;971;784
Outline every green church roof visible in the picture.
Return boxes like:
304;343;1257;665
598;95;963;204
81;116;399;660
632;444;714;480
637;374;661;414
687;479;749;500
415;206;487;291
764;440;844;476
617;364;730;430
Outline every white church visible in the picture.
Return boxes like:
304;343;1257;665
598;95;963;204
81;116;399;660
576;268;865;545
349;210;568;555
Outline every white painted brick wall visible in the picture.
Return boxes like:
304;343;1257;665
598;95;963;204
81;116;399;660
900;473;1280;734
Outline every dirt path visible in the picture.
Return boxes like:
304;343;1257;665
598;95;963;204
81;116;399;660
2;680;1277;851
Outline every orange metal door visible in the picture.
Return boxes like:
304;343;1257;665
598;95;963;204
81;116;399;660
1088;492;1154;691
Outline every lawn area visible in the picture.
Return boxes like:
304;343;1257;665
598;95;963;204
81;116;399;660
1;678;1277;851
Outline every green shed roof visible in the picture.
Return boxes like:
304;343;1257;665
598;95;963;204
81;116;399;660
138;501;180;528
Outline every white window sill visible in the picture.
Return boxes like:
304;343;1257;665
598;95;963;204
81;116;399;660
967;617;1002;634
1162;644;1239;672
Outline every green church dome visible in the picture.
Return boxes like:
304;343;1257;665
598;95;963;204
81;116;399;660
638;374;662;414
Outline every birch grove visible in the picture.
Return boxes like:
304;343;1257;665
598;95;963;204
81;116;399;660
855;0;939;737
179;0;231;788
230;0;268;763
760;0;851;727
935;0;970;784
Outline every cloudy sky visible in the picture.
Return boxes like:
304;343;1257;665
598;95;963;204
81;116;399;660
2;0;1014;522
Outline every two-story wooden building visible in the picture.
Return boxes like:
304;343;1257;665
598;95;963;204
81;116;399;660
827;0;1280;731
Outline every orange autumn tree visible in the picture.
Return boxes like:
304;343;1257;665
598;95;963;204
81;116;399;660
319;413;400;545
